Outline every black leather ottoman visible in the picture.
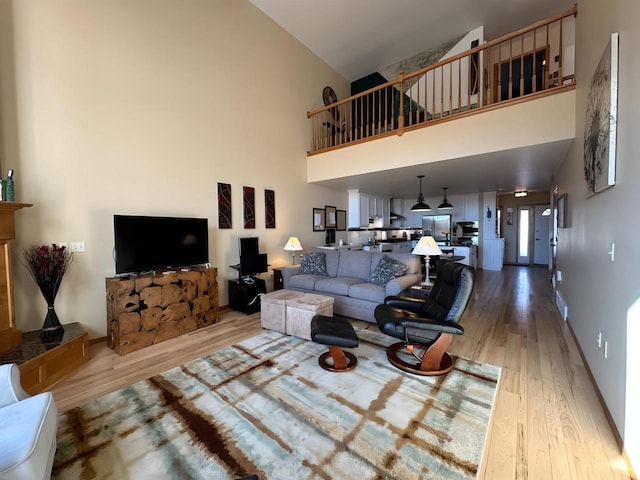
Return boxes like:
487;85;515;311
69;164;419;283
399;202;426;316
310;315;359;372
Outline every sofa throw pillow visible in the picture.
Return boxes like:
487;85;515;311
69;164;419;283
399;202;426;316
299;252;328;276
369;255;409;286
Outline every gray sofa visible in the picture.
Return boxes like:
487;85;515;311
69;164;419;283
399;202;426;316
280;249;422;323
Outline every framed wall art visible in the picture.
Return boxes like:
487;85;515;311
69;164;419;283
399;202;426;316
313;208;325;231
325;205;337;229
557;194;568;228
584;32;619;195
336;209;346;231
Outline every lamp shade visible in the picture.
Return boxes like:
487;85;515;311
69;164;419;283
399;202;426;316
410;175;431;212
438;187;453;210
411;196;431;212
283;237;303;251
411;236;442;256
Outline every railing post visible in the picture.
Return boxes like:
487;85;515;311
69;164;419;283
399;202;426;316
397;71;405;136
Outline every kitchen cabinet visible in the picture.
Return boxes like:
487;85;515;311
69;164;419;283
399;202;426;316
463;194;479;221
359;193;370;226
348;190;390;227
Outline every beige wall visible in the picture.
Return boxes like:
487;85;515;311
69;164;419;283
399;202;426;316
0;0;349;337
553;0;640;465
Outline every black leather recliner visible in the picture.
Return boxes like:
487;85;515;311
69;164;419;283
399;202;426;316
374;259;475;375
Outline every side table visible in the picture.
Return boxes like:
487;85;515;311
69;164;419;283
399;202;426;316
273;268;284;291
400;285;431;300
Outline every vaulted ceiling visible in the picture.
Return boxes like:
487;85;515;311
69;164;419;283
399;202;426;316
249;0;577;197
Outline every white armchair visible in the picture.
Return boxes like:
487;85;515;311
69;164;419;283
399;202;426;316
0;364;58;480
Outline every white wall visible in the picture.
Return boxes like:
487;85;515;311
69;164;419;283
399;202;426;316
407;26;484;116
0;0;349;338
553;0;640;468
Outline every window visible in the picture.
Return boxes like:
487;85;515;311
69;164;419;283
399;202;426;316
519;209;529;257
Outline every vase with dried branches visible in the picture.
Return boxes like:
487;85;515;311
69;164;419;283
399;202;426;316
23;244;73;339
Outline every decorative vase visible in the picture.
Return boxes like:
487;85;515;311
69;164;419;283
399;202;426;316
23;244;73;341
41;301;64;340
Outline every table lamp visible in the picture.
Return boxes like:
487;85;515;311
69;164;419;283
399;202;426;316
283;237;303;265
411;236;442;287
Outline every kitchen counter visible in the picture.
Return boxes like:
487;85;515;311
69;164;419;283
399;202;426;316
315;243;363;251
347;227;422;232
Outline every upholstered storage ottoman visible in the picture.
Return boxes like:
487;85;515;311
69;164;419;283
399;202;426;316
260;289;304;333
285;293;334;340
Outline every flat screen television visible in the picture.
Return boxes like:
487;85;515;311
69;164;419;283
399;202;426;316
239;253;268;277
239;237;259;256
114;215;209;274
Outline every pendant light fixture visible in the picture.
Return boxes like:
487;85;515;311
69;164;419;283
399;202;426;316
438;187;453;210
410;175;431;212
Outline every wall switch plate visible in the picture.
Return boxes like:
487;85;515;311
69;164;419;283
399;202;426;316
557;270;562;283
604;341;608;358
597;331;602;348
70;242;85;253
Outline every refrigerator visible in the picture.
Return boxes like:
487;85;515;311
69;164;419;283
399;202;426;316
421;214;452;245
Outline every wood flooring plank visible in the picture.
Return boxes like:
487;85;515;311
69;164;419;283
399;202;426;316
482;389;519;479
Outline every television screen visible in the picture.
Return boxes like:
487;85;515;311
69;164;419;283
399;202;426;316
239;237;259;256
239;253;268;277
114;215;209;274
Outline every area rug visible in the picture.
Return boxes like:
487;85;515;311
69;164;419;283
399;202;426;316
53;326;501;480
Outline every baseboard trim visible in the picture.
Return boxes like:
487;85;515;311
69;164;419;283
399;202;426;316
566;320;637;479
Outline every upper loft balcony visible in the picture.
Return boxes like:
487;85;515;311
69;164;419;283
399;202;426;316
306;6;577;186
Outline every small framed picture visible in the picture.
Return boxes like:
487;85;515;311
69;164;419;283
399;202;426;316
558;194;568;228
313;208;325;231
336;209;347;231
325;205;337;229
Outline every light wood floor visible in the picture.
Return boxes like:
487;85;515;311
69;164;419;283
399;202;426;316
50;266;633;479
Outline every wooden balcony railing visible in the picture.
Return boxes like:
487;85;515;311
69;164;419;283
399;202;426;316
308;6;577;155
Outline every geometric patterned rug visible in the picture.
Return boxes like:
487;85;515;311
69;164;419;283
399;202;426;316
53;326;500;479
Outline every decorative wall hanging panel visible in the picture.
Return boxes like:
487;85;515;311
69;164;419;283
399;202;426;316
217;182;232;229
243;186;255;229
265;189;275;229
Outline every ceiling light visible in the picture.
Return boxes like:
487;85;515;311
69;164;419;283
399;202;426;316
438;187;453;210
410;175;431;212
514;190;528;198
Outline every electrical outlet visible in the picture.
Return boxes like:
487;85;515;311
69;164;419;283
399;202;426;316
70;242;85;253
597;331;602;348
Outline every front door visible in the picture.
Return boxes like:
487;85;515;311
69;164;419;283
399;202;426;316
534;205;551;266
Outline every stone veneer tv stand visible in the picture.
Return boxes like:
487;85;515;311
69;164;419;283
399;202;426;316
106;267;219;355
